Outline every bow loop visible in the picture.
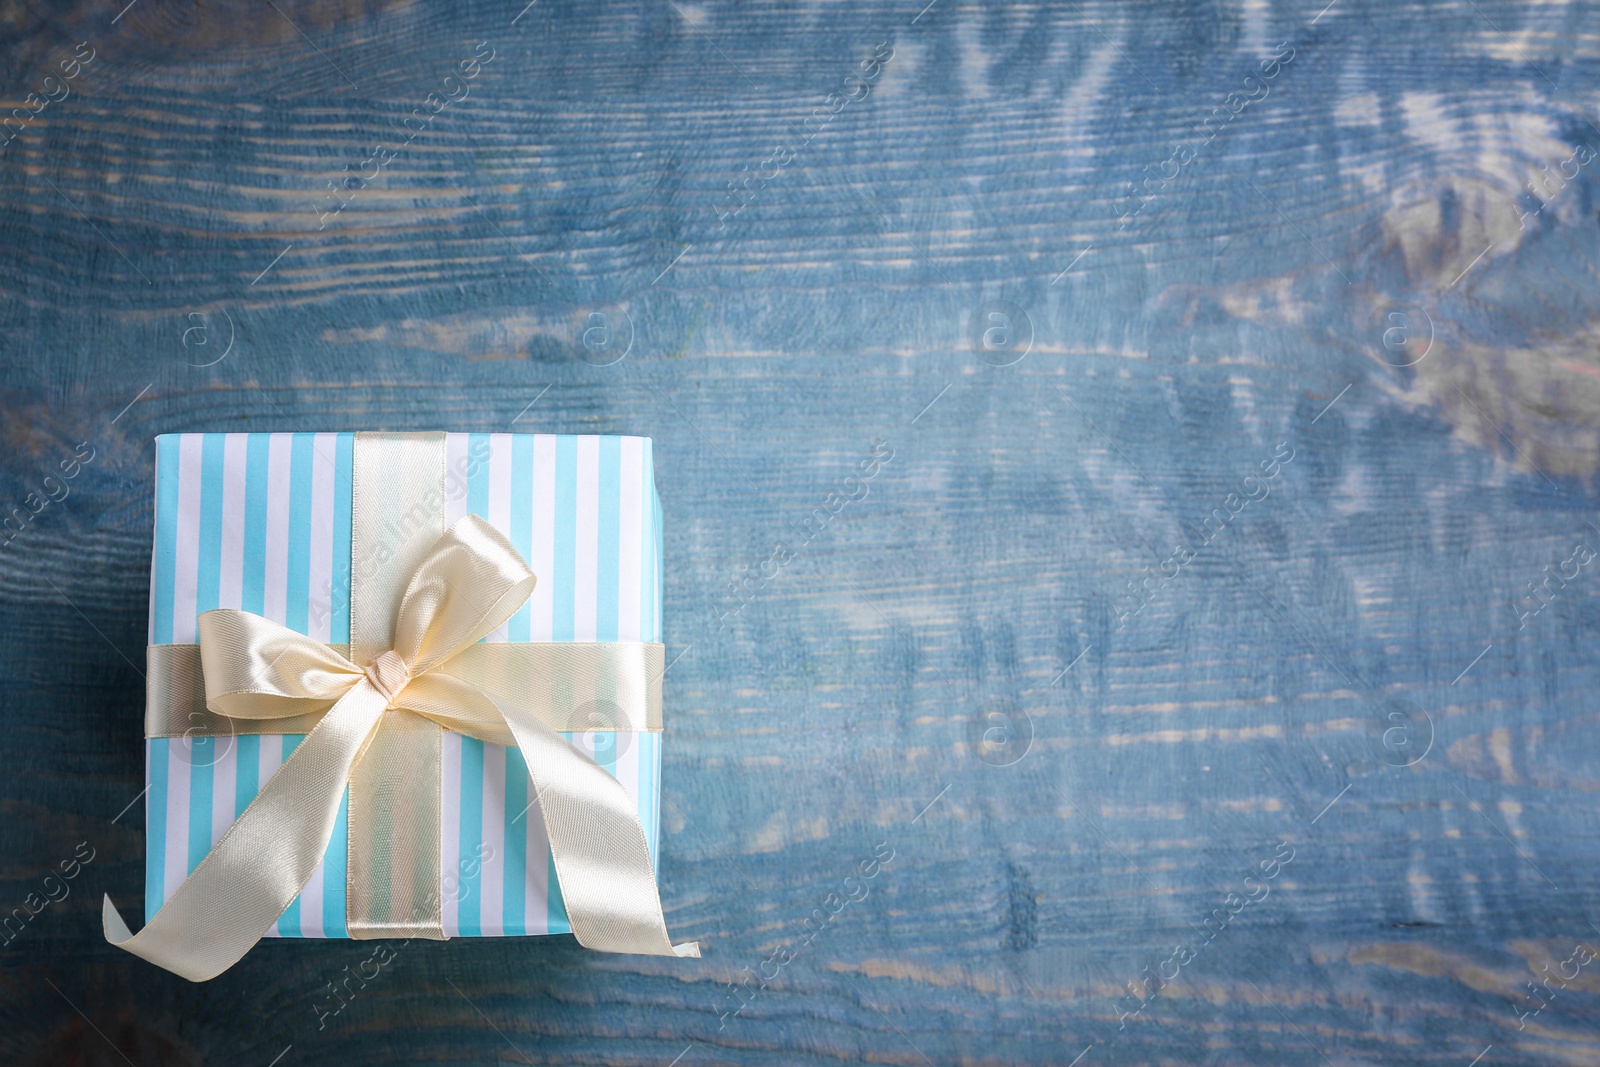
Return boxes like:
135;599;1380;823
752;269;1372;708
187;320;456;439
390;514;537;678
196;610;363;719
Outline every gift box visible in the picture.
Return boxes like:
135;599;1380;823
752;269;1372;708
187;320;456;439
142;432;664;940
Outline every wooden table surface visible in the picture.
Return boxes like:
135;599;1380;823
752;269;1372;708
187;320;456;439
3;1;1600;1063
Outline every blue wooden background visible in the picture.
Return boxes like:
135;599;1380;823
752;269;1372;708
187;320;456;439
3;0;1600;1063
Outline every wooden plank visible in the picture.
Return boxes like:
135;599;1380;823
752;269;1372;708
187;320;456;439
2;1;1599;1063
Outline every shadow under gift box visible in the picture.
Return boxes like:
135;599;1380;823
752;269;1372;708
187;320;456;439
144;432;664;938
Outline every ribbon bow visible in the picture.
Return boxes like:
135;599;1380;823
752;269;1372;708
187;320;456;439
105;514;698;981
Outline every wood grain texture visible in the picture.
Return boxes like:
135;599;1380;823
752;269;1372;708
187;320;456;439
2;0;1600;1063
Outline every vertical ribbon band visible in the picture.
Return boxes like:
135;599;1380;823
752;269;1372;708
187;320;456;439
347;432;447;939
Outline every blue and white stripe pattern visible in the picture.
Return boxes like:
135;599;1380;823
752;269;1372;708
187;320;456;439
145;433;664;938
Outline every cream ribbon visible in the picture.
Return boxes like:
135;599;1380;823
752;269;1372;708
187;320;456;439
103;513;699;980
346;430;449;939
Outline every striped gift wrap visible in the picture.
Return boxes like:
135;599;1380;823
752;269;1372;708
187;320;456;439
145;432;664;938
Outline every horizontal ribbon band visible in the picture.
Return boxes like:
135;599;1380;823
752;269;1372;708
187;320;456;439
146;642;665;739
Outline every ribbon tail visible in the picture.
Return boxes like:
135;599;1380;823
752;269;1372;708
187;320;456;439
491;694;698;958
104;681;391;981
